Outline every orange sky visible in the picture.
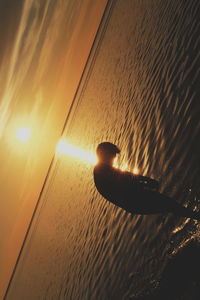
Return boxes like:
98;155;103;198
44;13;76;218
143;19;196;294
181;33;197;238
0;0;108;298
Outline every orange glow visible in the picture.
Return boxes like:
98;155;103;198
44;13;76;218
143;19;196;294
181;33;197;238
120;162;129;171
56;140;97;164
133;167;139;174
56;139;140;175
113;157;118;168
0;1;110;298
16;127;31;142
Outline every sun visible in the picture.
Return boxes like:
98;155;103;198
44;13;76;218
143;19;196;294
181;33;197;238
16;127;31;142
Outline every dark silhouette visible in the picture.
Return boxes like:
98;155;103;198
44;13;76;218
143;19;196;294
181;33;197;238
133;239;200;300
93;142;200;220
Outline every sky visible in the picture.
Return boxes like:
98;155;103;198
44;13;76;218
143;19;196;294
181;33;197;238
0;0;107;297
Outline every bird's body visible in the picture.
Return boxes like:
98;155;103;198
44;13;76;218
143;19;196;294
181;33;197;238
94;163;170;215
94;142;200;220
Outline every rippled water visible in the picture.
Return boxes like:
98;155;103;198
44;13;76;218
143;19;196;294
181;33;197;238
7;0;200;299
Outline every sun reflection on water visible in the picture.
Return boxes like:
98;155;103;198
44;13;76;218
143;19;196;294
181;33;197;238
56;139;139;174
56;140;97;165
133;167;139;175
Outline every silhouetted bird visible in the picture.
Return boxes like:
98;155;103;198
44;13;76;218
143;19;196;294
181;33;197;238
93;142;200;220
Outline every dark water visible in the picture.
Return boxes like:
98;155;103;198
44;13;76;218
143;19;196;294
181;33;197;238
7;0;200;299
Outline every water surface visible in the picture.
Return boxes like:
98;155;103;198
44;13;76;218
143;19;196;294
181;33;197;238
7;0;200;299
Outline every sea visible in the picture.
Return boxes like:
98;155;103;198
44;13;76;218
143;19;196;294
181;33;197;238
6;0;200;299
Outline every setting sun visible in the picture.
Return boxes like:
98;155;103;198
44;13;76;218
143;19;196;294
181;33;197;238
16;127;31;142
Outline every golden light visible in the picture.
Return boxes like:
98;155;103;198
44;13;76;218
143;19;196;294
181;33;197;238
56;139;140;176
16;127;31;142
56;140;97;164
120;162;129;172
113;156;119;168
133;167;139;175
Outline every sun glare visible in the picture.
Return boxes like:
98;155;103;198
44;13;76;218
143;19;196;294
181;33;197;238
133;167;139;175
56;140;97;164
56;139;140;175
16;127;31;142
120;162;129;171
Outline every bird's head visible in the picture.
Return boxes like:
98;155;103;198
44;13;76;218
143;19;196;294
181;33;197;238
96;142;120;166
